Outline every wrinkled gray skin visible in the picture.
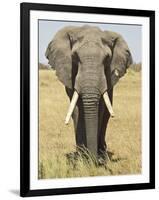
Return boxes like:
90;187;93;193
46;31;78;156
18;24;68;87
46;25;132;160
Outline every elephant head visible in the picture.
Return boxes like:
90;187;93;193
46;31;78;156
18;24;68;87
45;25;132;158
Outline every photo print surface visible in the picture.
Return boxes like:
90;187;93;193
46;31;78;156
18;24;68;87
38;20;142;179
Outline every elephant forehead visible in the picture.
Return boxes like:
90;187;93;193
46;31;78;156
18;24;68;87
77;43;105;62
77;28;102;40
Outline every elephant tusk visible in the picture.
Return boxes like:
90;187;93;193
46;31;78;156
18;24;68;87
65;91;79;125
103;92;115;117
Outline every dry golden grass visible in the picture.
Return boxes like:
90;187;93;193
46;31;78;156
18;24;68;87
38;69;141;179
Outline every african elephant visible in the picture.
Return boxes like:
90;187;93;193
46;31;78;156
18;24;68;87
45;25;132;161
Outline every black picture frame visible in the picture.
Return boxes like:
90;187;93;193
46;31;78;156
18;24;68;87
20;2;155;197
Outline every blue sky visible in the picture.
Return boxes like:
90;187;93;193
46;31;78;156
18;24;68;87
39;20;142;64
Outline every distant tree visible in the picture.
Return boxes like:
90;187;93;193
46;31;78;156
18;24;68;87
129;62;142;72
39;63;51;70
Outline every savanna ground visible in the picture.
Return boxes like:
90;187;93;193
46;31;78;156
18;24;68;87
38;69;141;179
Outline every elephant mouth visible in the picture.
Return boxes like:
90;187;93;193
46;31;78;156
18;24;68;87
65;90;114;125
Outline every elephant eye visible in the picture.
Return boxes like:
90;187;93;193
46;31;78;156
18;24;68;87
101;38;107;45
77;36;84;43
68;34;78;48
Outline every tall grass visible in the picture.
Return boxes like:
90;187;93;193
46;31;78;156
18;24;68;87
39;69;141;179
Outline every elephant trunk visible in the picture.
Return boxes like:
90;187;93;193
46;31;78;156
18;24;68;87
81;88;100;158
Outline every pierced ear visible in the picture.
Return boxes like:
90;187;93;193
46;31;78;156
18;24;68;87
103;31;133;86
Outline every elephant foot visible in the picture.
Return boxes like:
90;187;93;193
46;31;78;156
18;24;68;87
66;148;111;167
97;155;109;166
97;151;111;166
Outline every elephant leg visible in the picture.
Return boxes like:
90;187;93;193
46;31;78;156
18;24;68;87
65;87;87;150
98;89;113;157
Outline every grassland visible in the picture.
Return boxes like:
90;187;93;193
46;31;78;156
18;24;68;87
38;69;141;179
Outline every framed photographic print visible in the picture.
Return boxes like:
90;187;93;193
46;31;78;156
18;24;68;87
20;2;155;197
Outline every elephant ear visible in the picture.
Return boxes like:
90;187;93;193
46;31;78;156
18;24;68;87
103;31;133;86
45;26;79;89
